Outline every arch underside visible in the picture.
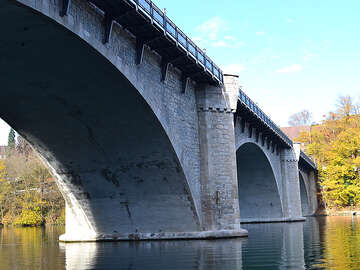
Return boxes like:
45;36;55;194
299;173;310;216
1;1;199;240
237;143;283;223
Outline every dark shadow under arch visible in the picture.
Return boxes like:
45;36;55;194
0;1;199;236
299;172;310;216
237;143;283;222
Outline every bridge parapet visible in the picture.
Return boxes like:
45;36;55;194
70;0;223;87
236;88;317;171
237;88;293;148
299;150;317;171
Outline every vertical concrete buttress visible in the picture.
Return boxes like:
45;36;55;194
196;74;247;235
280;144;304;220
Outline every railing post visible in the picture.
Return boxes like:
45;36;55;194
150;1;154;23
163;8;167;35
175;27;179;44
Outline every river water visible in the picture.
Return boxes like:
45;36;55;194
0;216;359;269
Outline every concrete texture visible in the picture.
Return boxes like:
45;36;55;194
235;120;306;223
299;173;310;216
196;75;242;232
1;0;247;241
1;0;318;242
299;169;318;216
237;143;283;221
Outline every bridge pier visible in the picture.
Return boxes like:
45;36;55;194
2;0;318;242
280;145;304;221
196;75;247;236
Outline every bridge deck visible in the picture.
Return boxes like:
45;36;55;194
62;0;316;171
236;89;317;170
84;0;223;85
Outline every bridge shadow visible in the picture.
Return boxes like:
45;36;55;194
236;143;283;223
299;172;310;216
0;0;199;240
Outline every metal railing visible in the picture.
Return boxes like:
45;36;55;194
124;0;317;170
300;150;317;169
238;89;317;169
238;88;293;147
125;0;223;83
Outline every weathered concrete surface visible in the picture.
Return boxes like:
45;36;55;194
1;0;247;241
299;169;319;216
299;172;310;216
280;144;303;220
235;120;305;223
1;0;317;242
236;143;283;222
196;75;242;232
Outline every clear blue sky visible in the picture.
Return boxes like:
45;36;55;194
1;0;359;144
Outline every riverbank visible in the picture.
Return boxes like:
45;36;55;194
316;208;360;216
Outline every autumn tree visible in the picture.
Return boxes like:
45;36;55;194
296;97;360;209
0;131;64;226
336;95;356;117
288;110;312;126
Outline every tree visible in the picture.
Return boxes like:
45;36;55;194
296;97;360;209
336;95;356;117
7;128;16;155
16;135;33;157
288;110;312;126
0;132;65;226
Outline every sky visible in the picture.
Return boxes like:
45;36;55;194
0;0;359;145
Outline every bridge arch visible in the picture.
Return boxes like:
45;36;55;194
1;0;202;241
299;171;310;216
236;142;283;222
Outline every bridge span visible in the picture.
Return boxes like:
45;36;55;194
1;0;317;241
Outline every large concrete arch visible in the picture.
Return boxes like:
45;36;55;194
299;172;310;216
299;170;318;216
1;0;205;241
236;142;283;222
234;118;305;223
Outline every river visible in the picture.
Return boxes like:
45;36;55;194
0;216;359;269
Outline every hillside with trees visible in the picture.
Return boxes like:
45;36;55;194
294;96;360;210
0;130;64;226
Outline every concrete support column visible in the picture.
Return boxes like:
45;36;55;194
195;74;247;236
280;144;304;221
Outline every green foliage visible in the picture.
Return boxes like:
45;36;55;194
0;135;65;226
14;209;43;226
296;98;360;209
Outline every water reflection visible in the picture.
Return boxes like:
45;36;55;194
314;216;360;269
0;226;65;270
1;217;360;269
241;222;306;269
62;239;245;270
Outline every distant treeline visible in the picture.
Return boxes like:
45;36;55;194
0;132;64;226
295;96;360;209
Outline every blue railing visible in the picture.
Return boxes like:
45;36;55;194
238;88;293;147
124;0;223;83
238;88;317;169
124;0;316;169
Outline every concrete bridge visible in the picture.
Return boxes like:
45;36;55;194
1;0;318;241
